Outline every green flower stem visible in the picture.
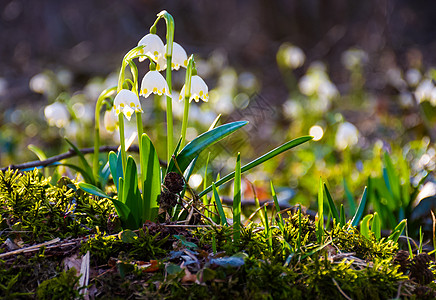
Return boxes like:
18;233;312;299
118;114;127;173
156;10;175;165
166;56;174;165
93;87;117;183
136;111;145;189
180;55;194;148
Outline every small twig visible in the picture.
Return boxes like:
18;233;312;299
162;224;214;228
332;277;352;300
1;145;167;172
0;238;61;258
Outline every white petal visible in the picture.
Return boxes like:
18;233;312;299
122;106;134;121
190;75;209;102
170;42;188;70
137;34;165;62
114;89;142;119
140;71;171;98
104;108;118;132
44;102;69;128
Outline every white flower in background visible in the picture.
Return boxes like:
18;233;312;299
298;62;338;112
341;48;368;70
140;70;171;98
405;68;421;87
104;108;119;132
113;89;142;121
335;122;359;150
283;44;305;69
137;33;165;62
156;42;188;71
179;75;209;102
44;102;69;128
415;79;434;103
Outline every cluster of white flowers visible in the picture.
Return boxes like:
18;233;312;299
298;62;339;113
112;33;209;125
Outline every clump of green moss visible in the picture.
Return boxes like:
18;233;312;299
0;169;114;245
36;268;83;300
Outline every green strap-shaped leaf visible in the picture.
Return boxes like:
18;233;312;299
233;153;241;242
387;219;406;242
351;187;368;227
199;136;313;197
141;133;160;221
65;138;95;185
167;121;248;174
78;182;137;229
324;183;339;222
108;151;123;192
122;156;141;226
372;212;381;240
28;144;47;161
271;181;284;232
360;214;373;239
59;163;94;184
317;177;324;243
212;182;227;226
339;204;346;227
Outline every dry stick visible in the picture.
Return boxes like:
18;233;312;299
0;145;167;172
331;278;352;300
0;238;61;258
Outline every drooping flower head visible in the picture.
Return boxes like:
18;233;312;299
156;42;188;71
44;102;70;128
137;33;165;62
140;70;171;98
104;107;119;132
113;89;142;121
179;75;209;102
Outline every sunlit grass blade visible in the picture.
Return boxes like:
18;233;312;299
360;214;373;239
387;219;406;242
233;153;241;242
324;183;339;223
202;153;211;217
208;114;221;131
167;121;248;174
28;144;47;161
263;205;272;252
65;138;95;185
372;212;381;240
271;181;284;232
339;204;346;227
199;136;313;197
351;186;368;227
212;182;227;226
317;177;324;243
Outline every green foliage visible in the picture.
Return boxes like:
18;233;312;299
36;268;83;300
0;169;113;244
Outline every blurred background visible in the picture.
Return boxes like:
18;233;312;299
1;0;436;236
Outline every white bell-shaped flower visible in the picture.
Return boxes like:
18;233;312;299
140;70;171;98
104;108;119;132
137;33;165;62
156;42;188;71
179;75;209;102
44;102;70;128
113;89;142;121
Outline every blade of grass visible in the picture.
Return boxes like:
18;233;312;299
351;186;368;227
199;136;313;197
324;183;339;223
233;152;241;242
212;182;227;226
271;181;285;232
317;177;324;243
